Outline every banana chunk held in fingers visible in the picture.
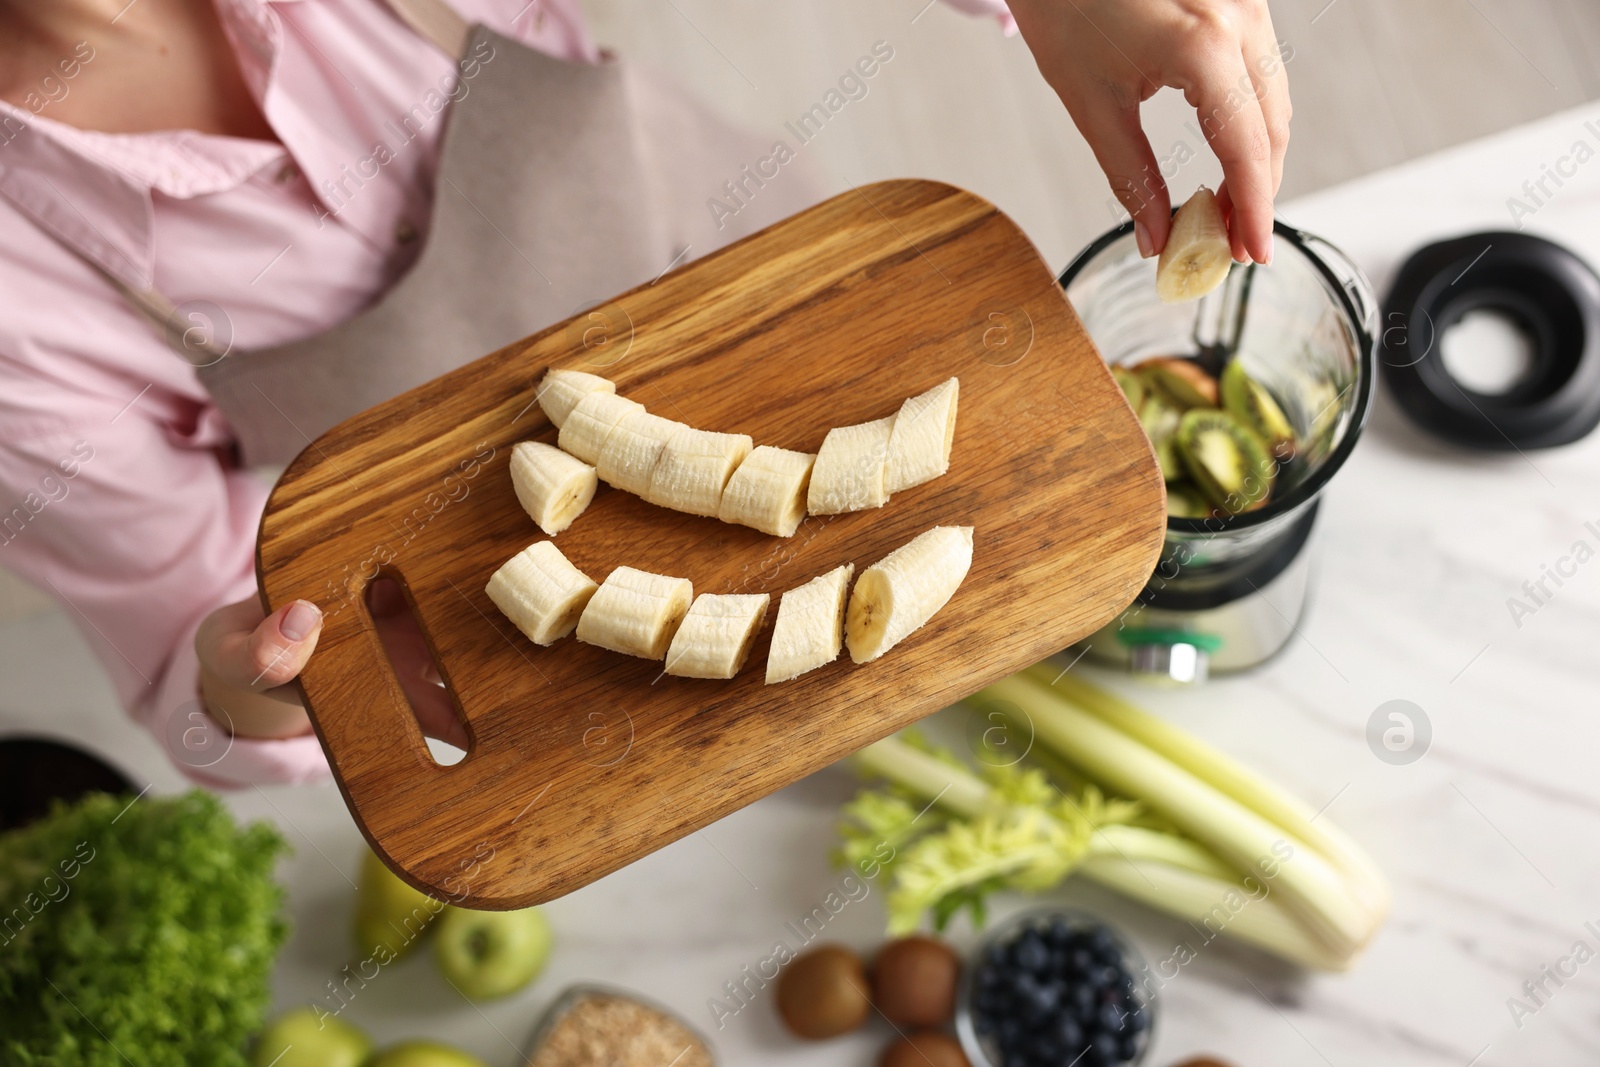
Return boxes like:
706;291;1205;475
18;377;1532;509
1156;187;1233;303
486;541;599;646
885;377;959;493
648;427;753;516
597;410;686;496
807;415;896;515
508;442;597;536
718;445;816;537
845;525;973;664
576;566;694;660
665;593;771;679
558;392;644;465
765;563;854;684
536;368;615;428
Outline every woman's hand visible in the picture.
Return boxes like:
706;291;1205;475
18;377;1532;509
195;583;468;749
1007;0;1290;264
196;597;323;740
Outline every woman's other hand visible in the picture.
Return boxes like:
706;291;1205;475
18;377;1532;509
1007;0;1290;264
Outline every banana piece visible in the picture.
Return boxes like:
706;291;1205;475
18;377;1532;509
845;525;973;664
765;564;854;684
647;427;753;516
508;441;597;536
718;445;816;537
807;415;896;515
558;392;644;465
664;593;770;679
575;566;694;660
596;410;686;496
536;368;615;428
884;377;959;493
1155;186;1233;303
485;540;599;646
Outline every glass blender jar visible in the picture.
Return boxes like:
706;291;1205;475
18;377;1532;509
1058;220;1377;683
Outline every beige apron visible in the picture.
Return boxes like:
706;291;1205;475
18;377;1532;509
126;0;817;466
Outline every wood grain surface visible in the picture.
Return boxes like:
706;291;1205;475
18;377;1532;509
256;179;1167;907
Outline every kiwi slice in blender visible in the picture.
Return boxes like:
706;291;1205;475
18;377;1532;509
1176;409;1275;513
1138;357;1219;410
1166;483;1213;519
1111;365;1146;409
1137;393;1184;481
1221;361;1297;460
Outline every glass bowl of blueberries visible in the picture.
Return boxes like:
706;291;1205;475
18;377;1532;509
956;908;1155;1067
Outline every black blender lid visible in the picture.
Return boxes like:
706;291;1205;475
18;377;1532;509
1380;231;1600;449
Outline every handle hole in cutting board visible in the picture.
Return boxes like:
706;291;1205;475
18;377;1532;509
364;575;470;766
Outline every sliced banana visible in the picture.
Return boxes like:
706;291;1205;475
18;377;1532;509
718;445;816;537
596;410;686;496
536;369;615;429
1155;186;1233;304
845;525;973;664
664;592;771;679
575;566;694;660
885;377;959;493
807;415;896;515
485;540;599;646
765;563;854;684
509;441;597;536
648;427;753;516
558;392;644;465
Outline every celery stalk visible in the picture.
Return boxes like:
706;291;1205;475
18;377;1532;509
971;675;1375;959
850;736;1357;967
1077;856;1352;972
1022;662;1390;914
1093;824;1234;881
853;737;993;818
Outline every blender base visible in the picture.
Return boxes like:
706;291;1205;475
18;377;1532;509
1075;525;1318;682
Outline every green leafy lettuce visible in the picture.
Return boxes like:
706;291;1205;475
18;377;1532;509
0;790;288;1066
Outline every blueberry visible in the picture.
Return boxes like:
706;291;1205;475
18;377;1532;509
1091;1032;1120;1061
1013;931;1051;973
1015;980;1058;1020
1089;926;1119;956
1118;1032;1143;1061
1094;964;1126;991
1071;983;1097;1019
1068;946;1094;974
1047;917;1075;945
1056;1014;1084;1048
1099;1001;1129;1033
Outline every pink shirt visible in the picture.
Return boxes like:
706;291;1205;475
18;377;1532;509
0;0;1012;787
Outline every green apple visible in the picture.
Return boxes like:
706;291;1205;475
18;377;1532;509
354;847;444;962
365;1040;489;1067
433;904;552;1000
252;1006;371;1067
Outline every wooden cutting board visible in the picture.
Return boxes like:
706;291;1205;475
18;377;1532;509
257;179;1166;907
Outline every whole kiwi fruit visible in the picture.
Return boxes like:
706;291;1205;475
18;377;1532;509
878;1031;970;1067
776;945;871;1039
871;935;961;1028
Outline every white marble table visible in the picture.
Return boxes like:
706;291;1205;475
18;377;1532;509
5;102;1600;1067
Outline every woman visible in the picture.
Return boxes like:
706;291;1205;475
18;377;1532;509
0;0;1288;786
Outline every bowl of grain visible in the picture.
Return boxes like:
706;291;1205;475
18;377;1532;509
522;983;716;1067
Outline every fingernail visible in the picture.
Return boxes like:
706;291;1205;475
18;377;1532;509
280;600;321;641
1134;220;1154;259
